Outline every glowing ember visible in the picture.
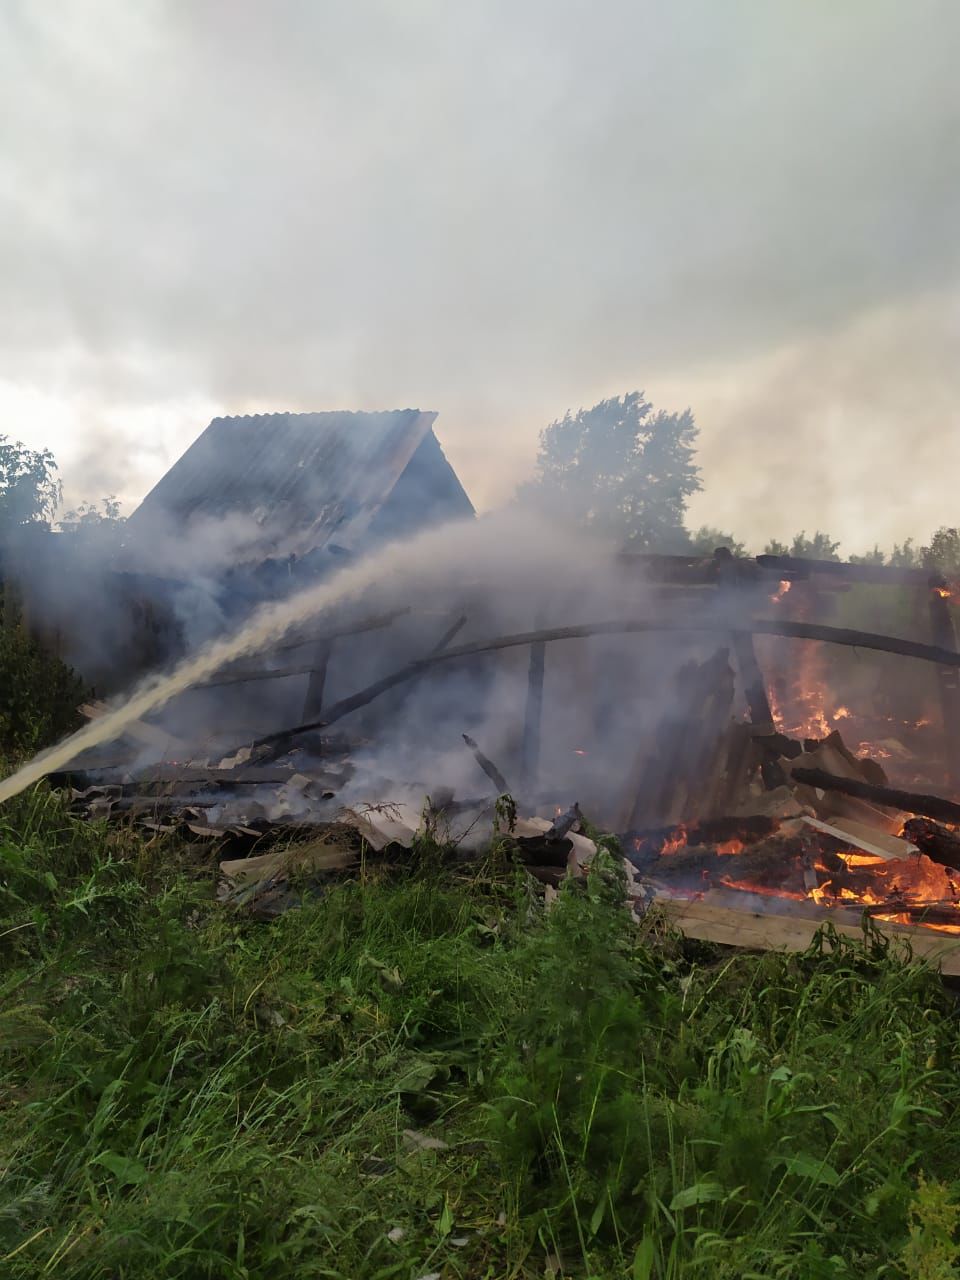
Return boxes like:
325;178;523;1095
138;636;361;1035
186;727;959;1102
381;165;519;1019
858;742;892;760
770;580;792;605
716;838;745;855
802;850;960;931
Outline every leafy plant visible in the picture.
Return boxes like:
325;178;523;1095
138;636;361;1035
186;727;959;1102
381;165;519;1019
0;436;61;533
0;604;86;754
901;1174;960;1280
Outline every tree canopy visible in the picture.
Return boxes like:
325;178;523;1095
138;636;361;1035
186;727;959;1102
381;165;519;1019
688;525;747;558
525;392;701;549
0;436;61;533
762;531;841;561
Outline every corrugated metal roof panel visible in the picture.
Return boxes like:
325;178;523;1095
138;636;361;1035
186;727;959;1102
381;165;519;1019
126;409;437;560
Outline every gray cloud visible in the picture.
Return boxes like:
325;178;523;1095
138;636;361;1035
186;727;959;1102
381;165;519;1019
0;0;958;542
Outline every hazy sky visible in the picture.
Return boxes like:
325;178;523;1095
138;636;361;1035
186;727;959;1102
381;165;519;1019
1;1;958;552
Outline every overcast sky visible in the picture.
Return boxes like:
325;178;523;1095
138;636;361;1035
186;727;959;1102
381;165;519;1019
1;0;958;552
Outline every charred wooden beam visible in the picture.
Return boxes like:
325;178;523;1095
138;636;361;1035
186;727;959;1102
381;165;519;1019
928;584;960;792
860;901;960;925
239;617;960;761
755;554;937;587
301;637;333;721
901;818;960;872
791;767;960;825
713;547;776;732
521;640;546;790
546;802;583;841
462;734;510;794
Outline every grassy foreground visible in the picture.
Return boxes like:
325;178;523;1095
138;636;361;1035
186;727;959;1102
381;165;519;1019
2;792;960;1278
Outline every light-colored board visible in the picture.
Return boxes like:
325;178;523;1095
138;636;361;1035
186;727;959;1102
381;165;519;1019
651;893;960;975
800;815;918;862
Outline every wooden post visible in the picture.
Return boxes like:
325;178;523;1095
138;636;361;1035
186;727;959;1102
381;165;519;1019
521;640;546;793
301;638;334;721
713;548;776;732
732;632;775;731
927;577;960;791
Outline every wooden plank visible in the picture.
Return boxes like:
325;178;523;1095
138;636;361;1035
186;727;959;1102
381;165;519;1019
652;894;960;974
800;815;918;862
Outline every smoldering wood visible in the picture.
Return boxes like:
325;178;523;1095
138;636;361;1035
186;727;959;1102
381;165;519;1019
521;640;546;789
513;834;573;868
791;766;960;824
754;731;804;760
760;750;791;791
860;902;960;925
546;802;583;841
628;814;780;858
901;818;960;871
710;722;758;815
462;733;510;794
733;633;775;729
635;836;814;895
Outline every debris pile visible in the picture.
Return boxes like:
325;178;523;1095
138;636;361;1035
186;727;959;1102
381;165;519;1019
43;547;960;974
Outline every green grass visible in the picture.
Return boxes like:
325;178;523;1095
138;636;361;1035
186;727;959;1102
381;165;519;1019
2;791;960;1278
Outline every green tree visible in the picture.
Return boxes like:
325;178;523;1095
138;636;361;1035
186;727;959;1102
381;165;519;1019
688;525;748;557
59;496;125;537
789;530;841;560
849;545;886;566
764;531;842;560
0;436;61;533
890;538;921;568
525;391;701;549
0;617;85;753
921;527;960;576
